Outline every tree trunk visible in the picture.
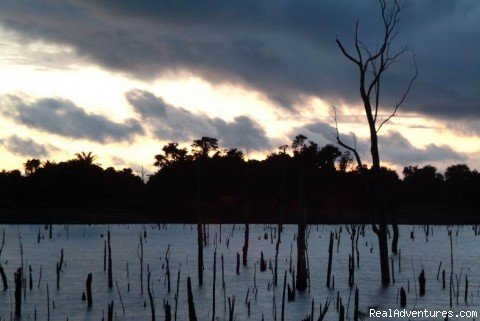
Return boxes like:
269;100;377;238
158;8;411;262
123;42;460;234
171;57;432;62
375;224;390;285
296;167;308;292
242;224;249;266
326;231;334;288
391;223;399;254
108;231;113;288
197;224;203;286
296;222;308;292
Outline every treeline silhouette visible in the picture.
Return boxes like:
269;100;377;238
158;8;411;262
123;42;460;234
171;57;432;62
0;136;478;223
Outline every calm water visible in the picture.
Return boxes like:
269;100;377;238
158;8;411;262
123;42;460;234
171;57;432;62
0;225;477;320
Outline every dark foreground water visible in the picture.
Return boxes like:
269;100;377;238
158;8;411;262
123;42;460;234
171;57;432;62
0;225;477;320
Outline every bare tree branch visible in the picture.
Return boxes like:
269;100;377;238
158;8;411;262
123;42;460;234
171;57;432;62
335;38;361;67
332;107;364;171
376;53;418;133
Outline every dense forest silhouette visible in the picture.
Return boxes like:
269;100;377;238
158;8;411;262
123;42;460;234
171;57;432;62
0;135;478;224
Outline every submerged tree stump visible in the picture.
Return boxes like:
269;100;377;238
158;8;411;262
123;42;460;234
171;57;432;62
236;253;240;275
419;269;426;296
14;267;22;317
187;276;197;321
86;273;93;307
260;252;266;271
400;287;406;307
165;301;172;321
107;301;114;321
0;264;7;291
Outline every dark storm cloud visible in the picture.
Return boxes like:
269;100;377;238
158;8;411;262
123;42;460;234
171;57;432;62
0;95;143;143
0;135;58;157
125;89;271;150
0;1;478;118
294;121;464;168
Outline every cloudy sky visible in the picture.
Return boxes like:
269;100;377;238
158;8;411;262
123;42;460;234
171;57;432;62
0;0;478;175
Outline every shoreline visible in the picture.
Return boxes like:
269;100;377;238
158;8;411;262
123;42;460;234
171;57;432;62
0;206;476;225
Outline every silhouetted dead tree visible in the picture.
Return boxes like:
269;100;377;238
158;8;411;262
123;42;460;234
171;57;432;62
296;167;308;292
334;0;417;285
108;231;113;288
196;225;204;287
326;231;334;288
212;250;216;321
139;234;144;294
242;224;249;266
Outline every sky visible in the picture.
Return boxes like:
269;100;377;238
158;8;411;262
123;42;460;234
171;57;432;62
0;0;478;176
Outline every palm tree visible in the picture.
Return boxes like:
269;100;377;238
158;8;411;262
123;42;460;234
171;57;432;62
74;152;98;166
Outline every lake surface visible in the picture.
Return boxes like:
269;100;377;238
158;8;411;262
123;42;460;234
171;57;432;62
0;224;477;320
